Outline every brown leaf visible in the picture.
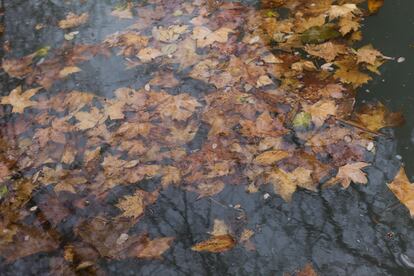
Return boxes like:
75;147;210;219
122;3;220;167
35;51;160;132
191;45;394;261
116;189;159;219
59;12;89;29
387;167;414;217
191;234;236;253
334;58;372;88
134;236;174;259
254;150;290;165
327;162;370;188
0;86;42;113
355;102;404;132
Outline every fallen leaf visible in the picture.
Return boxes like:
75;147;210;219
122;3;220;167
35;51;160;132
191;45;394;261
355;102;404;132
191;234;236;253
58;66;81;78
134;236;174;259
388;167;414;217
152;25;189;43
303;100;337;127
59;12;89;29
116;189;159;219
327;162;370;188
368;0;385;14
137;48;163;62
0;86;42;113
254;150;290;165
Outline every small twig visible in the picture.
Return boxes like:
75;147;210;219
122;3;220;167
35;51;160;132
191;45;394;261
334;117;385;137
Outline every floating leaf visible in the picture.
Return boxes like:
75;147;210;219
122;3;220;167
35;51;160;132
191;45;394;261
191;234;236;253
368;0;385;14
388;167;414;217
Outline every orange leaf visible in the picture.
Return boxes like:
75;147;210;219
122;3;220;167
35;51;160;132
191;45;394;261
368;0;385;14
191;234;236;253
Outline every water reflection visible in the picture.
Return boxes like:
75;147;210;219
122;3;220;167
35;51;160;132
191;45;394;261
0;0;413;275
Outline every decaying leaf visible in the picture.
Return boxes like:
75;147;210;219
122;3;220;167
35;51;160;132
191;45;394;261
134;236;174;259
387;167;414;217
191;234;236;253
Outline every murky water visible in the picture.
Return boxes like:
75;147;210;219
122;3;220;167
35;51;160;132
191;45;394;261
1;1;414;275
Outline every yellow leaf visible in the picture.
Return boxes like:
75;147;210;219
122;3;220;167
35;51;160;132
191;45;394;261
116;189;159;219
327;162;370;188
191;234;236;253
59;66;81;78
388;167;414;217
59;12;89;29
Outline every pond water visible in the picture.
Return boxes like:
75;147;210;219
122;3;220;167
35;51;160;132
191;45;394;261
0;1;414;275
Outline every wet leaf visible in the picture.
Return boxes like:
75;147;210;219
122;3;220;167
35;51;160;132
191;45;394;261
0;86;42;113
327;162;370;188
355;102;404;132
254;150;290;165
116;189;159;219
301;24;341;44
134;236;174;259
388;167;414;217
293;112;312;129
59;12;89;29
368;0;385;14
191;234;236;253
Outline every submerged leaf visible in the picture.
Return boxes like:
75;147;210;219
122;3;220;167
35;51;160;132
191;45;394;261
301;24;341;44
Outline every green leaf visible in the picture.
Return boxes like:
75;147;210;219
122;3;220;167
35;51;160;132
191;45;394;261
0;184;8;199
293;112;312;129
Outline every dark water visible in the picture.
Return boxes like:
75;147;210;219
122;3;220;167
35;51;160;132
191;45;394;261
0;1;414;276
359;0;414;178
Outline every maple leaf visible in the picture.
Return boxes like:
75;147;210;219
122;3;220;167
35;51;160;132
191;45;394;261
59;12;89;29
334;58;372;88
387;167;414;217
0;86;41;113
116;189;159;219
328;4;360;20
355;102;404;132
356;44;385;65
327;162;370;188
339;15;360;35
305;42;348;62
74;107;106;130
191;234;236;253
267;167;316;202
303;100;337;127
